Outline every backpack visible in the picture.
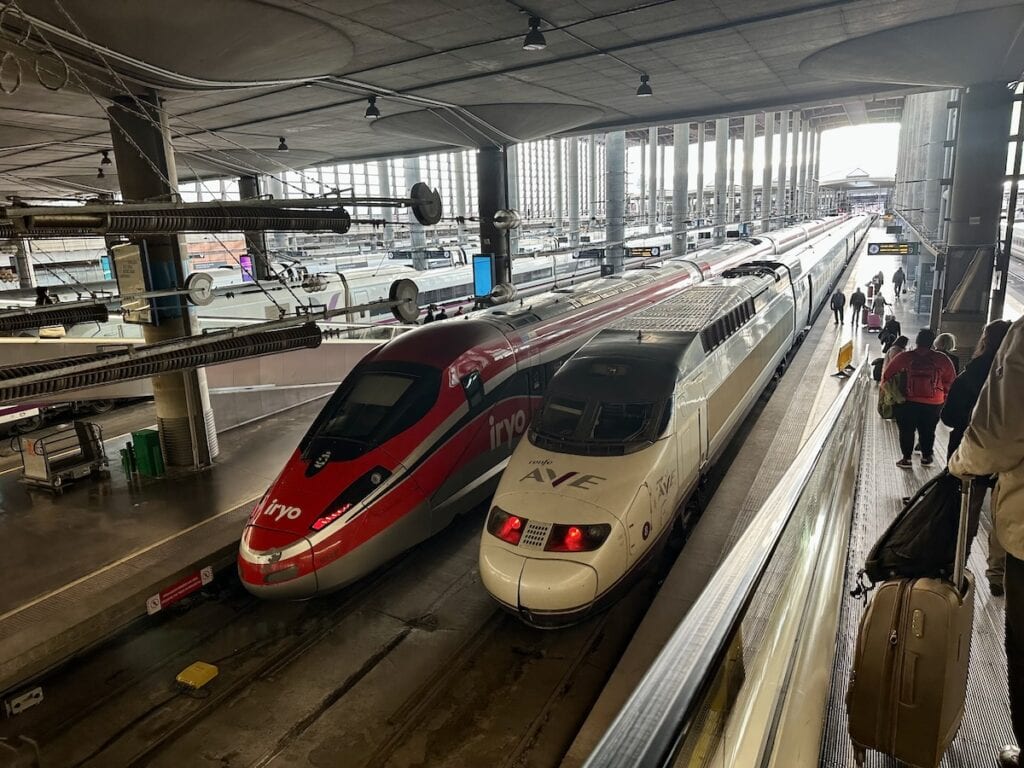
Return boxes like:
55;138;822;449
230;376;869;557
904;351;940;400
853;471;984;594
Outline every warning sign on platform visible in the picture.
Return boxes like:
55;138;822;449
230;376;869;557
146;566;214;615
836;341;853;373
867;242;920;256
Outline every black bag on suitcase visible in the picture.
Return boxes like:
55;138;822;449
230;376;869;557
859;471;985;587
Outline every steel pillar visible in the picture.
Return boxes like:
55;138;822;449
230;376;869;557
404;156;428;265
238;175;271;280
761;112;775;231
648;126;658;234
714;118;728;244
588;135;597;224
567;137;580;247
107;90;217;468
696;124;705;222
554;138;564;231
777;111;789;223
789;112;801;217
605;131;626;274
673;123;690;255
14;239;35;289
505;146;519;256
741;114;754;227
477;145;511;286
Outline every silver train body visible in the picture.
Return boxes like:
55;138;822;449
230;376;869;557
478;215;871;627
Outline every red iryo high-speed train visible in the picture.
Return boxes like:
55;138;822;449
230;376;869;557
238;219;845;597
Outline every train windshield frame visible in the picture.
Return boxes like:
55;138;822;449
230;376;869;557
301;361;441;461
531;355;676;456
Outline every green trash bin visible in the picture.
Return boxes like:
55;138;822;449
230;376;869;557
131;429;165;478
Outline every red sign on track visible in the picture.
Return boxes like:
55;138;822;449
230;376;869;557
146;566;214;615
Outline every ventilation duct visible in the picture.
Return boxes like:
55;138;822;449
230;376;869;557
0;322;321;403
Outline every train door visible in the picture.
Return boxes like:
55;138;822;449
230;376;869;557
625;483;655;566
806;275;814;326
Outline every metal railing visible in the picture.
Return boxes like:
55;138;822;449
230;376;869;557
584;360;870;768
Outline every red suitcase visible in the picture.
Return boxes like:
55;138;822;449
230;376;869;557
867;312;882;331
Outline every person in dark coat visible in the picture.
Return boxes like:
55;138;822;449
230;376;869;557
942;322;1011;457
423;305;436;324
436;306;448;321
829;289;846;325
34;286;55;306
893;266;906;297
849;287;866;327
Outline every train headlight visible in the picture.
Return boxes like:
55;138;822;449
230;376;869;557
545;523;612;553
487;506;528;545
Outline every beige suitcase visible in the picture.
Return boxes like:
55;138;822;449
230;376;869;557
846;481;976;768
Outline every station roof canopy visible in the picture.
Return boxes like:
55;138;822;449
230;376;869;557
0;0;1020;198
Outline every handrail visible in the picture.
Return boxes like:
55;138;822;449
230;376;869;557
583;359;868;768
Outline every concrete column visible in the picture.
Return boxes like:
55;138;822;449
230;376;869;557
658;136;666;225
795;118;806;217
238;175;271;280
504;147;519;256
588;135;597;225
728;132;736;221
812;129;822;216
907;95;924;228
789;112;801;216
639;136;646;227
476;146;511;286
107;90;217;467
648;126;658;234
14;239;35;289
803;120;813;216
939;89;960;243
605;131;626;274
741;114;755;227
941;82;1013;346
922;91;947;238
714;118;728;244
377;160;395;247
761;112;775;231
696;123;706;222
554;138;564;231
777;111;789;224
673;123;690;255
404;156;428;260
567;137;580;247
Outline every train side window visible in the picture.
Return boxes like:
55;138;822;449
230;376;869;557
461;371;484;408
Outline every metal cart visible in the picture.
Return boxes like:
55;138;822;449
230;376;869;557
19;421;108;493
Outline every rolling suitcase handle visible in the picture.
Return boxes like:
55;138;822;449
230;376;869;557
953;479;972;594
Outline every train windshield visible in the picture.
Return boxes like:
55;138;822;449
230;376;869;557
531;355;675;456
301;363;441;461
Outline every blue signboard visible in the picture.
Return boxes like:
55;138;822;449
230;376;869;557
100;255;113;280
473;254;493;296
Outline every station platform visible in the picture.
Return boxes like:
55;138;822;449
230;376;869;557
0;398;326;695
564;221;1015;766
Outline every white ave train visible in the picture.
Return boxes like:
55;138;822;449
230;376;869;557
478;214;872;627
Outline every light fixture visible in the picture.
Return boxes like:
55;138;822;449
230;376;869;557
97;167;105;179
100;149;111;166
277;136;289;152
636;73;653;97
523;16;546;51
364;95;380;119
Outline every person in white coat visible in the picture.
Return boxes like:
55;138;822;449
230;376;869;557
949;316;1024;768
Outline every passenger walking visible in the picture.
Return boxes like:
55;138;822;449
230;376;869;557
830;289;846;325
881;335;909;376
892;266;906;297
934;332;960;374
881;328;956;468
850;287;866;327
870;291;887;318
879;317;903;352
948;317;1024;766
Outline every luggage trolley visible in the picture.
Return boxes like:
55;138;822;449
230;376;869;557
19;421;108;493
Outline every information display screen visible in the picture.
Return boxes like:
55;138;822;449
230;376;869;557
867;242;920;256
473;254;493;297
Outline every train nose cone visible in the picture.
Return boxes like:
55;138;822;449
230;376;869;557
519;559;598;616
239;525;318;598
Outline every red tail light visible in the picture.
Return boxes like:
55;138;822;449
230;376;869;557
487;507;528;545
545;523;611;552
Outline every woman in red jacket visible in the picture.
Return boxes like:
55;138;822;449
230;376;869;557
881;328;956;468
